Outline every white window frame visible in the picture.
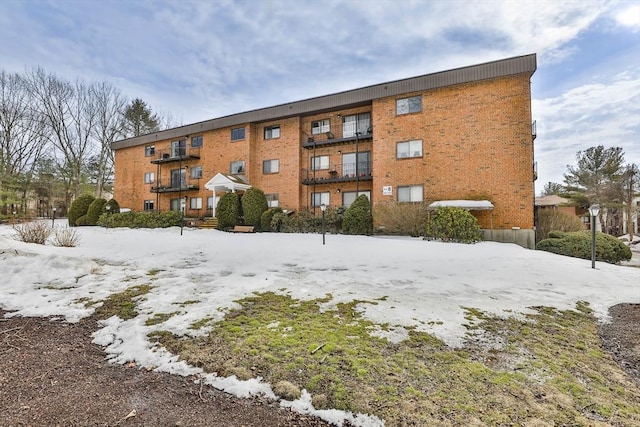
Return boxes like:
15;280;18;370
144;145;155;157
396;96;422;115
171;139;186;157
396;140;423;159
230;160;245;174
190;166;203;179
398;185;423;202
342;191;370;208
191;135;203;148
342;113;371;138
207;196;215;209
311;119;330;135
263;159;280;174
144;172;155;184
311;155;329;170
266;193;279;207
143;200;154;211
312;192;330;207
264;125;280;139
190;197;203;209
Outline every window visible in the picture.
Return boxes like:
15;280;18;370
342;191;370;208
263;159;279;174
144;145;155;157
191;135;203;148
190;197;203;209
398;185;423;202
170;198;185;212
397;140;423;158
311;119;330;135
230;160;245;174
342;113;371;138
143;200;154;211
342;151;371;177
266;193;279;207
312;192;330;207
311;155;329;170
171;139;186;157
171;168;186;188
190;166;203;179
264;125;280;139
231;127;245;141
144;172;155;184
396;96;422;115
207;196;215;209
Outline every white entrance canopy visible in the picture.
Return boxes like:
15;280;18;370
427;200;494;210
204;173;251;217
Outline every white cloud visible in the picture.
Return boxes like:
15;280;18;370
612;3;640;30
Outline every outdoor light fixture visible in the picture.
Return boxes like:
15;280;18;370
589;204;600;269
105;205;111;229
180;198;186;236
320;203;327;245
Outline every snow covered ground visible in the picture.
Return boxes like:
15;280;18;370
1;223;639;426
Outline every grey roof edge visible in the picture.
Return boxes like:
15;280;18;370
113;53;536;150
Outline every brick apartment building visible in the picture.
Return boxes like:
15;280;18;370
112;54;537;247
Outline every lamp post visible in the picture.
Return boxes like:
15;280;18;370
589;204;600;269
180;198;186;236
320;203;327;245
105;205;111;228
52;207;56;227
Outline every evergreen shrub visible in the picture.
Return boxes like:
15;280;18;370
241;188;268;230
106;198;120;214
537;230;631;264
261;207;283;231
425;207;482;243
342;195;372;235
96;211;181;228
68;194;95;226
216;192;241;230
86;198;107;225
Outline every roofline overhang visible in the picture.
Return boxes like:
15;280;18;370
112;53;536;151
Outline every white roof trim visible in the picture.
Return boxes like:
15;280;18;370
204;173;251;192
428;200;494;210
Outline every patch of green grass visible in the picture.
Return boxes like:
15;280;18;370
150;294;640;426
94;284;152;320
145;311;180;326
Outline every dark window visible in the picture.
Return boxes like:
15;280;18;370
191;136;203;148
143;200;154;211
145;145;155;156
231;127;245;141
264;125;280;139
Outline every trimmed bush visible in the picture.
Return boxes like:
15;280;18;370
425;207;482;243
106;198;120;214
373;201;430;237
96;210;182;228
241;188;268;230
75;215;90;226
216;192;241;230
272;212;292;232
68;194;95;227
536;209;584;242
261;207;283;231
342;195;372;235
537;230;631;264
86;198;108;225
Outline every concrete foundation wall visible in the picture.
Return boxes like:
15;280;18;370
482;229;535;249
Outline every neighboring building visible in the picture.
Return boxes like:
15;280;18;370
622;196;640;236
112;54;537;247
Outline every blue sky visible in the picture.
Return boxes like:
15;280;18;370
1;0;638;193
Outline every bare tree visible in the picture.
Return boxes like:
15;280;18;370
0;70;48;215
90;81;126;197
25;68;97;202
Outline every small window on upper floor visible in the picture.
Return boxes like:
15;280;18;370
231;127;245;141
190;166;203;179
263;159;279;174
145;145;155;157
397;140;423;159
396;96;422;115
264;125;280;139
191;136;203;148
311;119;330;135
144;172;155;184
230;160;245;174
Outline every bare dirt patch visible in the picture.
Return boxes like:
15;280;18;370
0;311;330;427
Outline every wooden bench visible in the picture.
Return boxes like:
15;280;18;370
233;225;255;233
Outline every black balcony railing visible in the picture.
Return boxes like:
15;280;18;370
302;130;373;149
302;162;372;185
150;181;200;193
150;147;201;164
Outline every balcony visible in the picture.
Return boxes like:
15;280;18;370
150;148;201;164
150;181;200;193
302;130;373;149
302;162;373;185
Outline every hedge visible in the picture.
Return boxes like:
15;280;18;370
537;230;631;264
